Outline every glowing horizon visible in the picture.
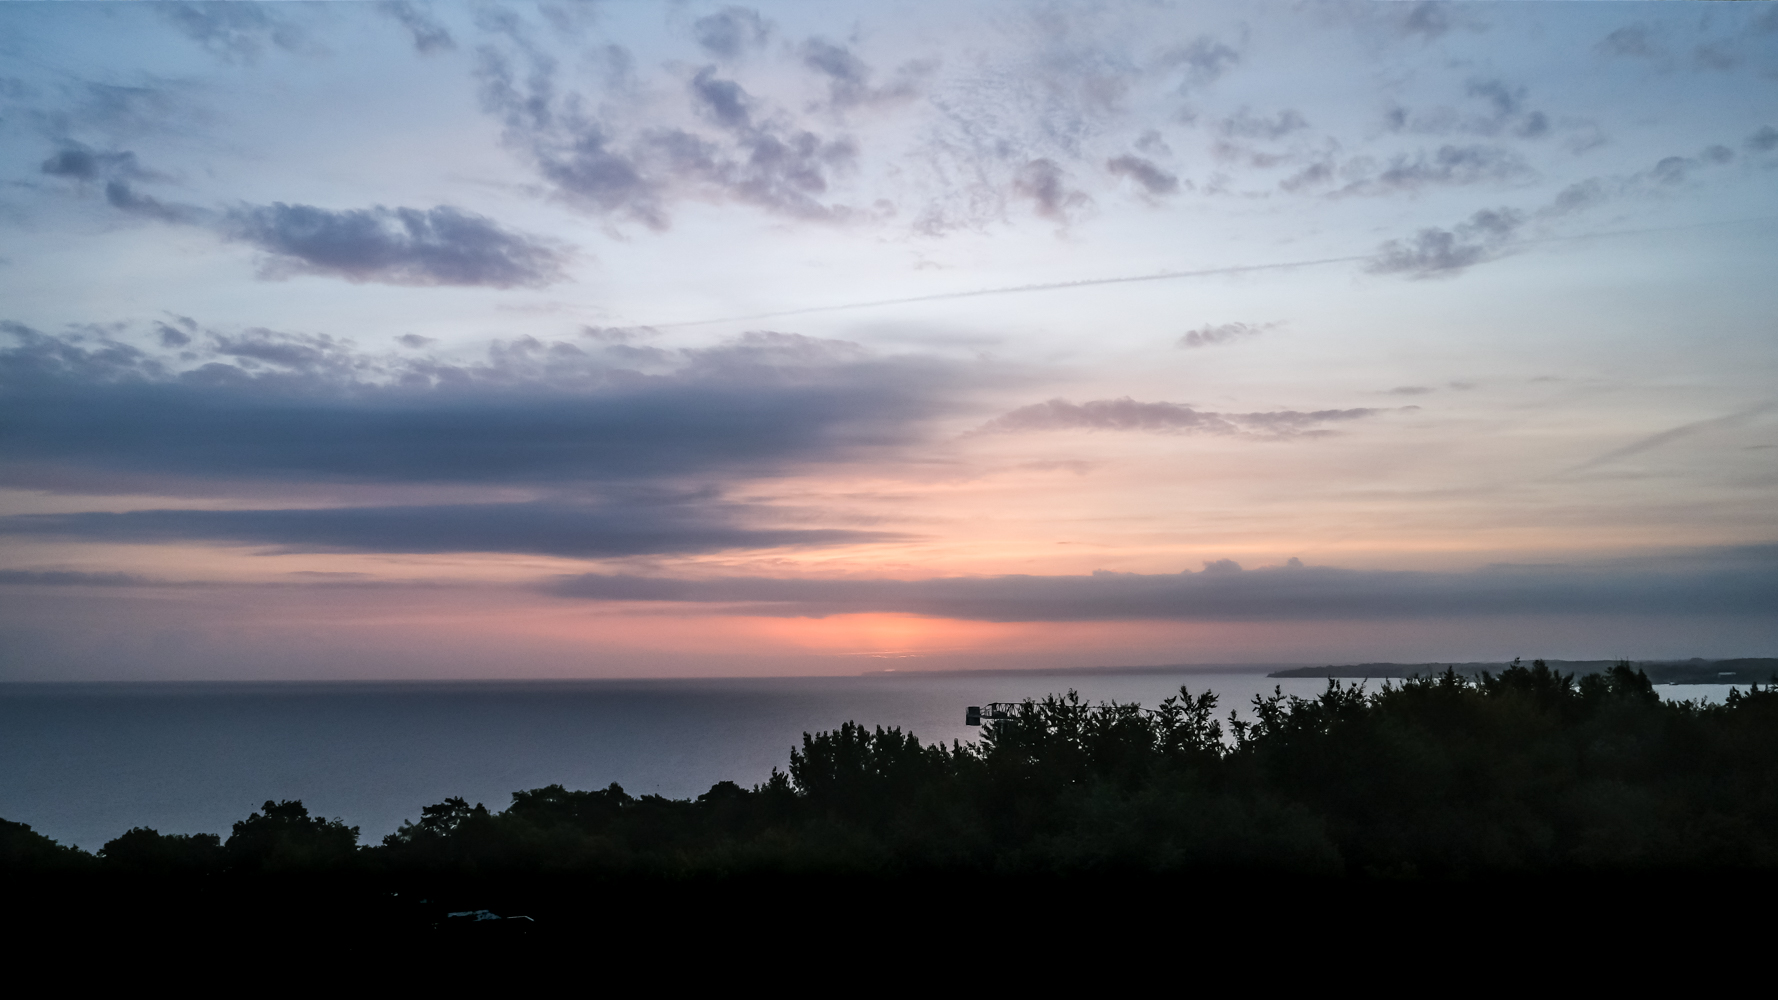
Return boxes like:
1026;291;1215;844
2;1;1775;679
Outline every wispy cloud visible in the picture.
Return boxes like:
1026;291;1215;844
0;569;164;588
1385;79;1552;140
1564;404;1777;475
157;1;315;64
1339;144;1531;197
40;145;156;182
1178;321;1274;349
378;1;455;55
39;145;568;288
975;398;1383;439
1106;154;1179;196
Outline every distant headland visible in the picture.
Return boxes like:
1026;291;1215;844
1270;658;1778;684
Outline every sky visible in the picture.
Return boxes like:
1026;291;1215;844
1;0;1775;681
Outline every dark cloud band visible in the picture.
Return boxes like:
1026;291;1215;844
544;548;1778;621
0;502;903;558
0;324;974;487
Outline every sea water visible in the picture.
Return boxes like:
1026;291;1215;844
0;670;1746;850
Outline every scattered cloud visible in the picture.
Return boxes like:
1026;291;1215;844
1692;41;1738;74
1340;144;1531;196
1134;130;1170;157
39;144;201;222
378;1;455;55
1544;177;1609;216
1204;109;1320;176
156;318;195;348
1279;159;1336;193
40;144;563;289
219;203;568;288
1396;2;1454;41
477;49;859;226
1160;35;1241;90
40;145;154;182
12;76;204;146
1178;321;1273;349
1650;155;1693;186
1014;159;1091;222
1464;79;1549;138
690;66;752;129
105;180;202;224
1106;154;1178;196
1597;25;1659;60
693;7;771;59
800;38;929;112
578;326;659;344
1367;206;1524;278
157;1;314;64
1540;139;1748;220
976;398;1381;439
1386;80;1551;140
1218;108;1308;141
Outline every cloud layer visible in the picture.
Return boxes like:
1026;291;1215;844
0;323;974;488
546;547;1778;622
0;500;901;558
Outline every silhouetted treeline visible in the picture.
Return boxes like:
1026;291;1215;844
8;662;1778;881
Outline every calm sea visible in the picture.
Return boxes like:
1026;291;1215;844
0;669;1745;851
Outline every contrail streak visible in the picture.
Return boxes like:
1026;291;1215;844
1564;402;1776;475
644;215;1776;330
651;255;1370;329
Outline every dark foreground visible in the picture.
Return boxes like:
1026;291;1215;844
7;662;1778;951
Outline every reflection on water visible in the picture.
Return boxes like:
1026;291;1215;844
0;670;1753;850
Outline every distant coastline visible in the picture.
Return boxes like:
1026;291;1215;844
862;658;1778;685
1270;658;1778;685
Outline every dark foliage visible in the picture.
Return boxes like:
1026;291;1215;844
8;662;1778;887
1;818;92;871
99;827;223;874
364;661;1778;877
223;799;360;872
